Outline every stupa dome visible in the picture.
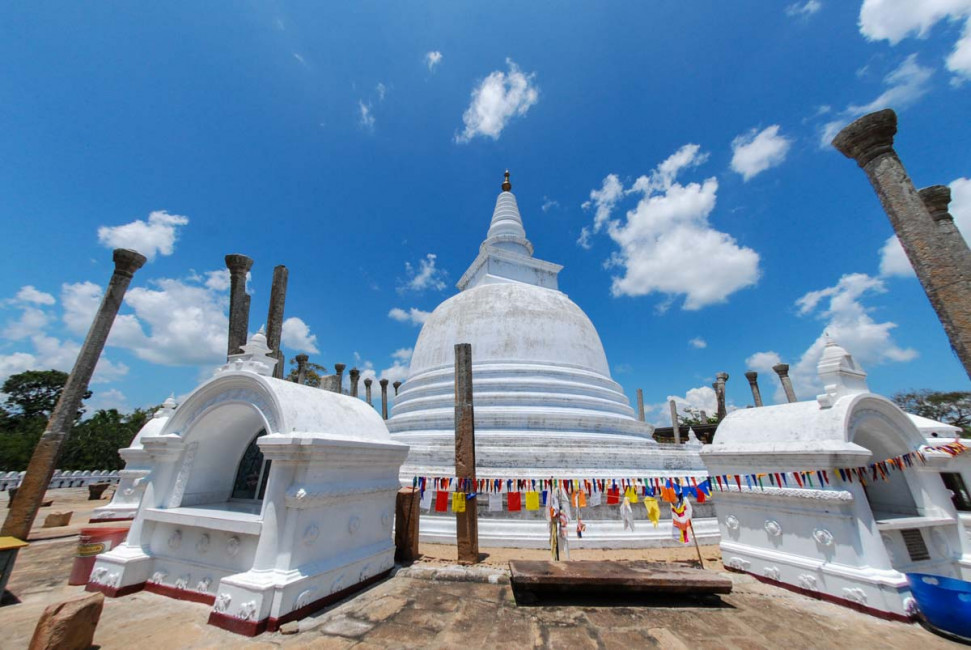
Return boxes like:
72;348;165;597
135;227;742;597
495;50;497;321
409;282;610;377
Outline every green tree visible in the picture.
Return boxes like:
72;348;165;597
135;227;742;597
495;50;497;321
60;408;152;470
287;357;327;388
2;369;90;420
892;389;971;437
679;407;718;426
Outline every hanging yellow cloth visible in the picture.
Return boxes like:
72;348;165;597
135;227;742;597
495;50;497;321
525;491;540;510
452;491;466;513
644;497;660;528
625;486;639;503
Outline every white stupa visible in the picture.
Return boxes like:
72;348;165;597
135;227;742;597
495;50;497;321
388;172;711;547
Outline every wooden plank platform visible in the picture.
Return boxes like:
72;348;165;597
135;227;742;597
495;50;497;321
509;560;733;595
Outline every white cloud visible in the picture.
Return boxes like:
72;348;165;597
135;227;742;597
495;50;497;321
859;0;971;80
879;176;971;277
97;210;189;261
399;254;447;292
376;82;387;102
88;388;128;413
664;386;718;424
292;52;307;67
281;317;319;354
746;350;782;373
789;272;917;398
204;269;232;292
582;145;760;310
425;51;443;71
820;54;934;145
2;307;49;341
455;58;539;143
392;347;413;362
388;307;430;326
730;125;793;181
688;337;707;349
359;100;375;131
786;0;822;17
15;286;55;306
381;361;410;384
541;197;559;213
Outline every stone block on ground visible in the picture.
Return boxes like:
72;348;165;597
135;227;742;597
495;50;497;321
394;488;420;563
42;512;72;528
28;591;104;650
86;484;109;501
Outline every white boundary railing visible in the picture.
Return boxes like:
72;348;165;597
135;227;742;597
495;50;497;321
0;470;121;491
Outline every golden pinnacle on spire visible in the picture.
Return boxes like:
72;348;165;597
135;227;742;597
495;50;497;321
502;170;511;192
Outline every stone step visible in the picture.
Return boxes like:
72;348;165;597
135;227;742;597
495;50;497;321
509;560;733;595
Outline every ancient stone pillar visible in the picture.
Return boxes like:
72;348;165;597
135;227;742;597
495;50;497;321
364;378;373;406
349;368;360;397
2;249;146;540
393;381;402;396
920;185;971;287
636;389;645;422
700;411;709;423
225;254;253;357
773;363;797;403
294;354;308;384
334;363;346;394
394;487;420;563
454;343;478;563
380;379;389;419
833;110;971;380
265;265;288;379
715;372;729;421
668;399;681;445
744;371;763;407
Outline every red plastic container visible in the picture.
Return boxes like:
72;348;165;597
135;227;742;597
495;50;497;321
68;525;130;586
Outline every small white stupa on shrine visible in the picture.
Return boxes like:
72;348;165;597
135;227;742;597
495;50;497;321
87;331;409;636
387;172;710;547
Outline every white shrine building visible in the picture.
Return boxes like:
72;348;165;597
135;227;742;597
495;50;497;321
87;331;409;635
387;173;712;548
701;338;971;619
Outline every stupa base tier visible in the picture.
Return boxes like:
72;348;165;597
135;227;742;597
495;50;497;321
416;514;720;549
394;433;704;473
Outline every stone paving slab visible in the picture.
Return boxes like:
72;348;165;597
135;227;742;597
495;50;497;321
0;529;964;649
509;560;733;595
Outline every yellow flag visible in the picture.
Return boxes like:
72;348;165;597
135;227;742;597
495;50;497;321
452;491;466;513
644;497;660;528
625;486;639;503
525;491;540;511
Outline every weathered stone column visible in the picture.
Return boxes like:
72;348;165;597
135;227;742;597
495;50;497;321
380;379;389;419
334;363;346;395
920;185;971;287
833;110;971;380
2;249;146;540
744;371;763;407
636;389;645;422
715;372;729;421
700;410;709;423
773;363;797;403
225;254;253;357
364;378;373;406
668;399;681;445
294;354;308;384
349;368;360;397
393;381;402;396
454;343;478;563
265;265;288;379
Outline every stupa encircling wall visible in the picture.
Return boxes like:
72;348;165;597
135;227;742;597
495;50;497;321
387;172;713;548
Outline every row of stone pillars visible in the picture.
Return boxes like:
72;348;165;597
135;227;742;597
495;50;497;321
225;254;290;380
291;355;402;419
634;364;801;443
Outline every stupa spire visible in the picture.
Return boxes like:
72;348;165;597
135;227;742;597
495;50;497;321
502;170;512;192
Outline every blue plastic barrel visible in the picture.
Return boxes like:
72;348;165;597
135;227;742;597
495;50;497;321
906;573;971;640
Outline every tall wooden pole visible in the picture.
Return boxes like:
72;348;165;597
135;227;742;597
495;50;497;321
2;249;146;540
454;343;478;564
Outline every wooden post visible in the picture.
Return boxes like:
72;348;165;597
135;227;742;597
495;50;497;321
394;487;420;562
454;343;478;564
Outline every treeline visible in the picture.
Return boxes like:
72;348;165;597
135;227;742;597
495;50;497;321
0;370;154;471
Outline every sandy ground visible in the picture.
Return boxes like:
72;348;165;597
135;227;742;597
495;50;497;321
418;542;724;570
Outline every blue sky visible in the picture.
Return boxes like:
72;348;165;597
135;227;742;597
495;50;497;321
1;1;970;424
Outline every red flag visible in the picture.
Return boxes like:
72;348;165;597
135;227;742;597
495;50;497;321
507;491;522;512
435;490;449;512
